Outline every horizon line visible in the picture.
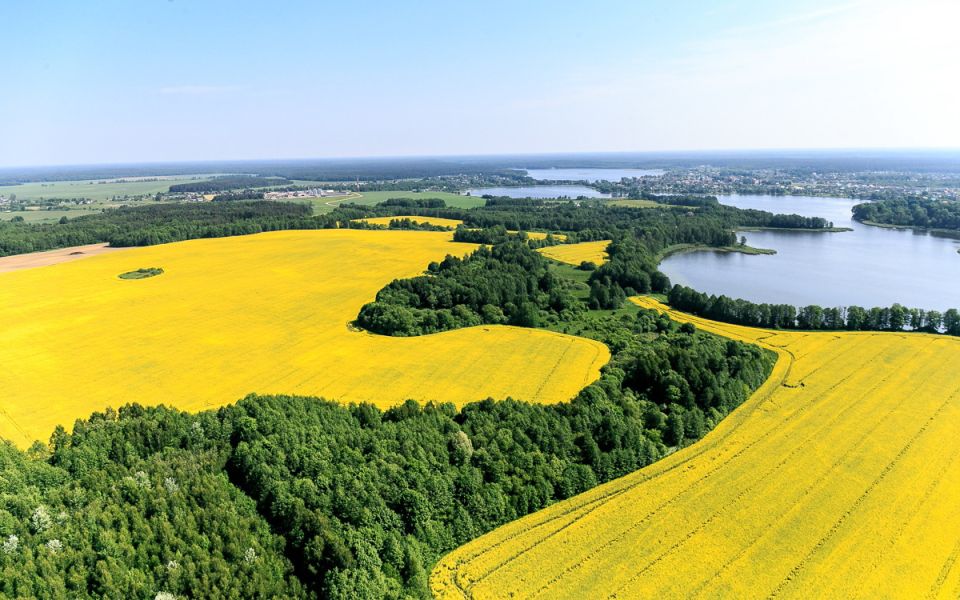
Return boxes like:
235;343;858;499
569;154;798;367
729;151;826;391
3;146;960;173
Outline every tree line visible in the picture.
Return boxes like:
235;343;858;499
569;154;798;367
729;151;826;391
586;238;672;309
668;284;960;334
451;224;563;247
0;195;835;259
212;190;266;202
168;176;291;193
0;202;328;256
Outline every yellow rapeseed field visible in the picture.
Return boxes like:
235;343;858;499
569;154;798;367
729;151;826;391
538;240;610;265
522;231;567;241
432;296;960;599
355;217;566;241
0;230;609;448
357;215;465;228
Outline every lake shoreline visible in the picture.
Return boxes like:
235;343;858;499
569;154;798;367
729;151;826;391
737;225;853;233
855;218;960;239
657;243;776;262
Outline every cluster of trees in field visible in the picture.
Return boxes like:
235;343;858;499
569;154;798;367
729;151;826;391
0;302;772;598
852;197;960;230
450;225;514;244
668;284;960;334
586;239;672;309
211;190;266;202
168;176;291;193
451;224;563;247
357;241;576;335
381;218;451;232
352;218;453;232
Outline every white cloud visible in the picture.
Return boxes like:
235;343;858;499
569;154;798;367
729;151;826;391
503;0;960;152
716;1;868;38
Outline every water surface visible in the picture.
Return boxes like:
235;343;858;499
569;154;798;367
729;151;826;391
660;194;960;309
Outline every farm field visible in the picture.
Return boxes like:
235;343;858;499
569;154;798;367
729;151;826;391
353;216;568;241
0;229;609;448
0;175;218;202
538;240;610;265
308;191;482;214
341;191;485;209
357;215;464;228
1;207;105;223
432;296;960;599
524;231;567;241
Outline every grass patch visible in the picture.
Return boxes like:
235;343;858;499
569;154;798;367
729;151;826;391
541;261;643;335
608;198;669;209
118;267;164;280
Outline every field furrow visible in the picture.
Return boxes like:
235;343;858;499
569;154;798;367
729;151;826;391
431;297;960;599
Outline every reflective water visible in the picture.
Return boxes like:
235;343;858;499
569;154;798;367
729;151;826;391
660;195;960;309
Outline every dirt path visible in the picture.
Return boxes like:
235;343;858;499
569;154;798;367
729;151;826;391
324;191;362;207
0;243;126;274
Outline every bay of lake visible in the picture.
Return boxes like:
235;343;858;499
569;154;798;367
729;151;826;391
659;195;960;309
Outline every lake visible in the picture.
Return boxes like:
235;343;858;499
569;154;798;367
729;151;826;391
522;167;664;182
659;194;960;309
466;185;610;199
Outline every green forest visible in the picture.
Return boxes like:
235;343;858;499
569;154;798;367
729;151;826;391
168;177;291;193
852;197;960;230
357;242;574;335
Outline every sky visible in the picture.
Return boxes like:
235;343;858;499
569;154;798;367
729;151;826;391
1;0;958;167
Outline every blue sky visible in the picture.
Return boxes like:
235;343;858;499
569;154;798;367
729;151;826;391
1;0;957;166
